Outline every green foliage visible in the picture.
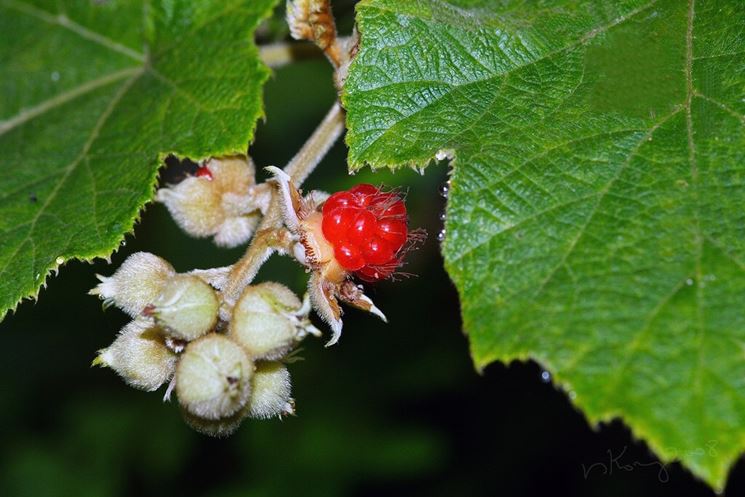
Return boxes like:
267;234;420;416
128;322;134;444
344;0;745;490
0;0;277;319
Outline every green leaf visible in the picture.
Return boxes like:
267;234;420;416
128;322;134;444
343;0;745;490
0;0;277;319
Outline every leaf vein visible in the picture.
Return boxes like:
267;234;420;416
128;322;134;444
1;0;145;62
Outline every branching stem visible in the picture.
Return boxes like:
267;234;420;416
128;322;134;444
259;41;321;68
259;37;352;69
222;102;345;305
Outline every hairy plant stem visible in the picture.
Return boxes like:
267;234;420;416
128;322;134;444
259;38;352;69
259;42;322;68
221;102;345;307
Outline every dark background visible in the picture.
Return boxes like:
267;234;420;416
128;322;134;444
1;3;743;496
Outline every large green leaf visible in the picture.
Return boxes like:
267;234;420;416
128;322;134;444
343;0;745;490
0;0;277;318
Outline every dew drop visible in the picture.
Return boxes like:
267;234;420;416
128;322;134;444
55;256;65;265
439;184;449;197
437;229;446;242
439;212;446;221
568;390;577;400
51;71;60;82
540;370;551;383
121;240;127;247
686;278;694;286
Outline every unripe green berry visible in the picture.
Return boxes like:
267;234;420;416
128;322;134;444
247;362;294;420
94;319;177;391
149;275;219;341
229;282;305;360
90;252;175;317
176;334;253;420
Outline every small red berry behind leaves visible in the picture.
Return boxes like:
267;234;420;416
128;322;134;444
195;165;213;180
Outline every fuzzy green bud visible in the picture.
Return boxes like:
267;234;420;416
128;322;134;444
229;282;316;360
156;156;268;248
247;361;294;420
148;275;219;341
176;334;253;420
94;319;177;391
90;252;175;317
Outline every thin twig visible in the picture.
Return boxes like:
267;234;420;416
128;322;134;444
259;41;322;68
221;102;345;306
259;37;352;69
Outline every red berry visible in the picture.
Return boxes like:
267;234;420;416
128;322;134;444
195;166;213;180
355;266;378;281
319;184;415;280
323;192;355;214
356;265;395;282
348;210;378;245
363;236;394;265
378;200;406;219
349;184;378;206
334;241;365;271
322;208;354;242
377;219;407;249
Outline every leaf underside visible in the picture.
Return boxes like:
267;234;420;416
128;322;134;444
0;0;277;319
343;0;745;490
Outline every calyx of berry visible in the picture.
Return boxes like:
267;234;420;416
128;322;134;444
156;155;271;248
268;167;422;345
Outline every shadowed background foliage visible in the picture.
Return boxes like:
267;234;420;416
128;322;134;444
1;2;744;496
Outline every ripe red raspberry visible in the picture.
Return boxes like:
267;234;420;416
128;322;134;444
321;184;409;281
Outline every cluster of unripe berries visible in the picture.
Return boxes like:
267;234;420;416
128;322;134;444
93;156;421;436
90;0;425;437
92;252;318;436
